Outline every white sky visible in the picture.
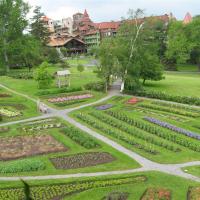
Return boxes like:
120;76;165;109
26;0;200;21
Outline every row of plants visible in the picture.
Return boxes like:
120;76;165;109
140;187;171;200
36;86;82;96
48;93;93;103
0;103;26;110
132;90;200;106
54;99;87;107
102;192;129;200
22;122;63;132
61;126;100;149
89;112;180;152
50;152;115;170
76;113;159;155
0;159;45;174
23;118;54;126
138;103;199;118
0;93;11;98
105;111;200;152
0;108;21;117
144;116;200;141
134;107;188;122
96;104;113;110
151;101;200;113
0;175;147;200
0;127;9;133
7;71;33;79
187;186;200;200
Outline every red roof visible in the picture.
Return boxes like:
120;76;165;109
94;22;120;30
183;12;192;24
41;16;51;22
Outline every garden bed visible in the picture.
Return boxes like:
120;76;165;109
187;186;200;200
141;188;171;200
102;192;129;200
50;152;115;169
0;135;68;160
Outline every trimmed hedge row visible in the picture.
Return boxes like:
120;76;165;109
89;112;180;152
131;90;200;106
61;126;100;149
76;113;159;155
106;111;200;152
138;103;199;118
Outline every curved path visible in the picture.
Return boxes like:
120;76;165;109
0;83;200;182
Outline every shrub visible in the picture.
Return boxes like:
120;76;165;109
85;81;105;92
7;72;33;79
0;159;45;173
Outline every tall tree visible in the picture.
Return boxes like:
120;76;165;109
0;0;29;72
30;6;50;45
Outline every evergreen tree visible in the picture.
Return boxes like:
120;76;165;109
30;6;50;45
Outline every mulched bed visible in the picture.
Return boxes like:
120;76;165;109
0;93;11;98
140;188;171;200
127;97;142;105
96;104;113;110
187;186;200;200
50;152;115;169
102;192;129;200
0;135;68;161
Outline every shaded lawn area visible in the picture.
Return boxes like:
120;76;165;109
144;72;200;97
182;166;200;178
66;57;94;66
0;65;100;98
177;64;199;72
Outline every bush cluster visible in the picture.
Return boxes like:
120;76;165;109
61;126;100;149
84;81;105;92
106;111;200;152
8;72;33;79
131;90;200;106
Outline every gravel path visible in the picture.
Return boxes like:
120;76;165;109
0;83;200;182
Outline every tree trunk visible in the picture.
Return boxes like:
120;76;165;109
3;39;9;73
143;79;146;85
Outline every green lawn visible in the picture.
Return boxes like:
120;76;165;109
144;72;200;97
66;56;94;66
0;171;199;200
0;117;139;177
182;166;200;178
177;64;199;72
71;95;200;164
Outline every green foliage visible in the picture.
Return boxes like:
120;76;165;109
84;81;105;92
61;126;100;149
21;180;33;200
43;47;60;64
34;62;53;89
0;159;45;173
77;64;85;74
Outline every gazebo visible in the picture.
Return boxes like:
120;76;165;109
56;70;71;88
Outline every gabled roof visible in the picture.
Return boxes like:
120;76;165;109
183;12;192;24
94;21;121;30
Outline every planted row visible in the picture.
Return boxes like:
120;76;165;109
138;103;199;118
0;108;21;117
106;111;200;152
144;117;200;141
0;175;146;200
89;112;180;152
76;113;158;155
61;126;100;149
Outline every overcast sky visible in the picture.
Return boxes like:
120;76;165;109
26;0;200;21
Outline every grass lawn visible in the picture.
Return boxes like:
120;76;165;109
0;117;139;177
0;171;199;200
66;56;94;66
177;64;199;72
0;87;39;123
182;166;200;178
70;95;200;164
143;72;200;97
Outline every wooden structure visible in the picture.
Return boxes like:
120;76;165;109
56;70;71;88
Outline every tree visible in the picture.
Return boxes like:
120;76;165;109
77;64;84;75
0;0;29;72
34;62;53;89
30;6;50;45
43;47;60;64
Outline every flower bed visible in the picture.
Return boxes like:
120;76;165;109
61;126;100;149
0;159;45;173
76;113;159;155
0;93;11;98
48;94;93;103
138;103;199;118
187;186;200;200
50;152;115;169
96;104;113;110
141;188;171;200
0;127;9;133
102;192;129;200
0;108;21;117
106;111;200;152
127;97;141;105
89;112;180;152
0;135;68;161
0;175;146;200
144;116;200;141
